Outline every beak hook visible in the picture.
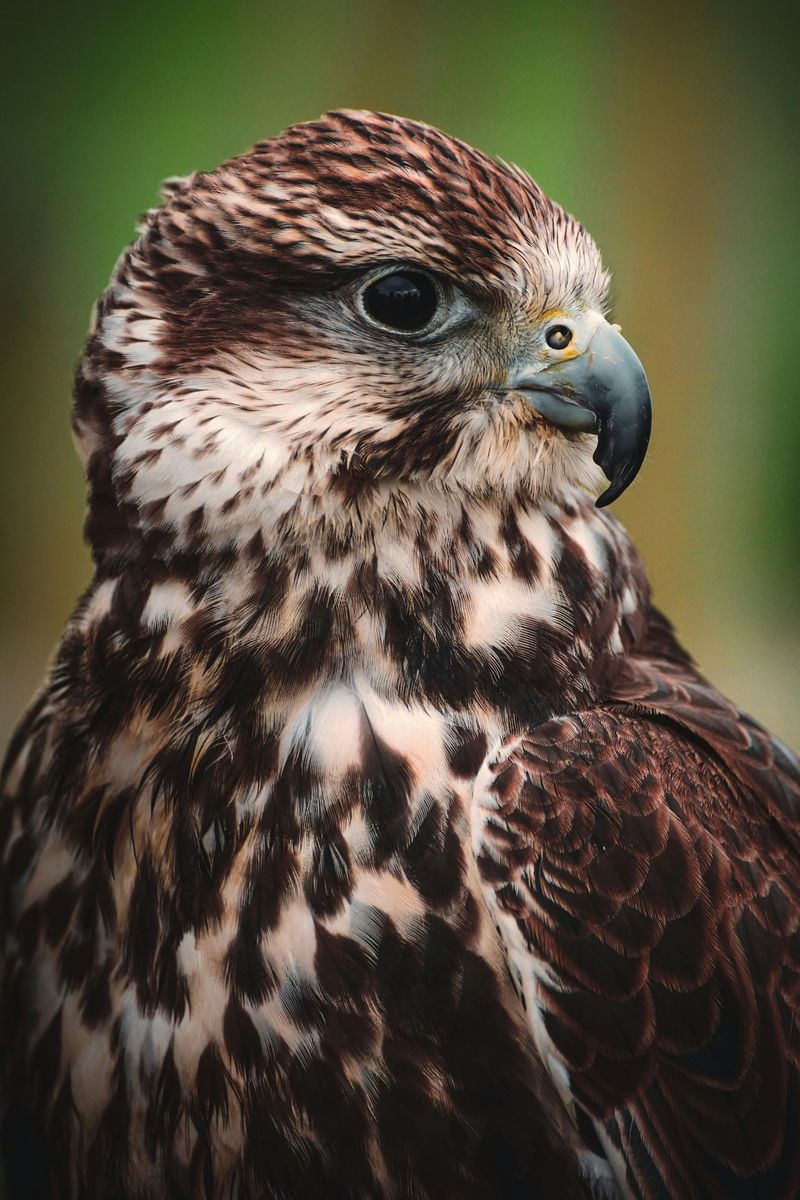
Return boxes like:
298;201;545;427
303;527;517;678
508;321;652;506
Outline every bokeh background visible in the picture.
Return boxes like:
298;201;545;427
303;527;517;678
2;0;799;753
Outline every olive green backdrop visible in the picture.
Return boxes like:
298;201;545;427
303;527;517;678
2;0;799;752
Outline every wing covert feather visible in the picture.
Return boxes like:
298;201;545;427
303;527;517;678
475;650;800;1200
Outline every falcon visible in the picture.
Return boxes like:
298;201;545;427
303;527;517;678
2;110;799;1200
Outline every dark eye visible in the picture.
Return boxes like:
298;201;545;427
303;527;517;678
361;270;438;332
545;324;573;350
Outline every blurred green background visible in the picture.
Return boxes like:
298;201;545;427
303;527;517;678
1;0;799;752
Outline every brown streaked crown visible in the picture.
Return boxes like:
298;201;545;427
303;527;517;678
73;111;610;563
147;109;596;285
83;109;607;365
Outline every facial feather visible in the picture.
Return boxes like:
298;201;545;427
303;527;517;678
73;109;611;562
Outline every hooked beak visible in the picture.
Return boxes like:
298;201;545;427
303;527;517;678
507;320;652;507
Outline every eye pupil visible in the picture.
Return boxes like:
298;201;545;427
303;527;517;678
363;271;438;331
545;324;573;350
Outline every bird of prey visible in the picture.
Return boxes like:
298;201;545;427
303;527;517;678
2;110;799;1200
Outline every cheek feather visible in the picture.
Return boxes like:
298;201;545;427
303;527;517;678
74;109;612;558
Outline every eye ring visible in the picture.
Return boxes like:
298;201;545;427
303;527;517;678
545;324;573;351
358;268;440;334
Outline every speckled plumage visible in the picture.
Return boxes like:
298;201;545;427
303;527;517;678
2;110;799;1200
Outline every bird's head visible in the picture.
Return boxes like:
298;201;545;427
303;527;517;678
74;110;651;559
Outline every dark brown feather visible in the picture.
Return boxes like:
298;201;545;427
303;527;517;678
478;634;800;1199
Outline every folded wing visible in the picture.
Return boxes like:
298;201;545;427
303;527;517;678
475;634;800;1199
